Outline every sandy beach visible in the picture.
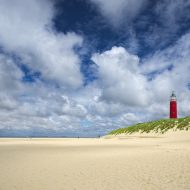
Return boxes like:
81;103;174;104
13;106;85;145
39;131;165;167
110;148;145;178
0;130;190;190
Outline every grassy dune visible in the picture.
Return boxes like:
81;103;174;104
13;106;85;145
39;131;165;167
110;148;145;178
109;116;190;135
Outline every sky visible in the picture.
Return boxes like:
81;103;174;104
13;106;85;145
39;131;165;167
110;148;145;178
0;0;190;137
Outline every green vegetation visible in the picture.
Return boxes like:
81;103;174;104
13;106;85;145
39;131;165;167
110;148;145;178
109;116;190;135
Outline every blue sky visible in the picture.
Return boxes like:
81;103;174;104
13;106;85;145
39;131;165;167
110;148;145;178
0;0;190;137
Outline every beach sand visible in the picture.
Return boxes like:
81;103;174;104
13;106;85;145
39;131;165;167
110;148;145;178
0;130;190;190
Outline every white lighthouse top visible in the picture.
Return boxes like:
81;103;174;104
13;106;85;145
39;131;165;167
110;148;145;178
170;91;176;101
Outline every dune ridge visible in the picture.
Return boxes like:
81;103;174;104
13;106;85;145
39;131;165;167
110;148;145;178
109;116;190;135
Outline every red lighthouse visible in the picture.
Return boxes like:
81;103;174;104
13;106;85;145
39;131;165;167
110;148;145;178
170;91;177;119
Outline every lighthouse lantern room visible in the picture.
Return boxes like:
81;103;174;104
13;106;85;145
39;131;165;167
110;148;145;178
170;91;177;119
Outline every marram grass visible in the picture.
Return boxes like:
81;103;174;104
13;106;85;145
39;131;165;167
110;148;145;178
109;116;190;135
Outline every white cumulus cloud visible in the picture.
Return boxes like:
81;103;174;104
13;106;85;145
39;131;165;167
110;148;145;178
92;46;149;106
0;0;83;89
